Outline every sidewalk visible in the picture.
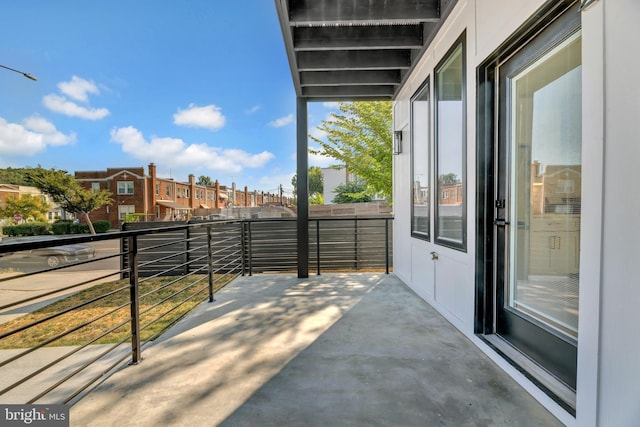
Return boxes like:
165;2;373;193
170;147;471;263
70;273;563;426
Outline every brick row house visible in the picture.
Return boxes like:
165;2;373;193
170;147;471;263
75;163;288;228
0;184;65;223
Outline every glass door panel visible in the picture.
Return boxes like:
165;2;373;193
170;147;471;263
495;27;581;390
509;32;582;340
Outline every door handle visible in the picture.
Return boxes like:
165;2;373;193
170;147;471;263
430;251;439;261
493;219;510;227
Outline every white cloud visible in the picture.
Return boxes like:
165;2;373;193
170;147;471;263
173;104;226;131
44;76;111;121
57;76;100;102
43;94;110;120
308;150;337;168
322;102;340;109
268;114;294;128
245;105;261;115
309;126;327;141
110;126;274;174
0;116;76;156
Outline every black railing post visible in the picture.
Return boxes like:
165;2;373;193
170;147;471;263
207;225;215;302
316;219;321;275
247;221;253;276
354;218;359;271
128;236;142;364
240;221;246;276
385;218;390;274
185;226;191;275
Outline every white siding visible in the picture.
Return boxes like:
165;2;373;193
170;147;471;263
392;0;640;425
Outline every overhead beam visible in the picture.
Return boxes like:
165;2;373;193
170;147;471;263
297;50;411;71
302;85;396;98
289;0;440;26
294;25;423;51
300;70;401;86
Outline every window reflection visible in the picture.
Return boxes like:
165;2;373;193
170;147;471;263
435;39;465;248
509;32;582;339
411;83;430;238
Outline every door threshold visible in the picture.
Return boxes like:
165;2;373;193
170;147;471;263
479;334;576;415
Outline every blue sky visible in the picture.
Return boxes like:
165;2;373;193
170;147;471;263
0;1;337;197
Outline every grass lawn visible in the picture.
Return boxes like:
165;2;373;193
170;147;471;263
0;274;232;349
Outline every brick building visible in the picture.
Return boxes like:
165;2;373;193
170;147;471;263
75;163;290;228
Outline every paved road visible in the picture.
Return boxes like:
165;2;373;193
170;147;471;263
0;238;121;323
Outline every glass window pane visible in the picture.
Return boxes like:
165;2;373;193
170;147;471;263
435;40;465;248
508;32;582;339
411;83;430;238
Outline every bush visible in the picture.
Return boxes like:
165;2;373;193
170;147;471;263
70;223;90;234
93;220;111;233
52;221;72;235
2;222;51;236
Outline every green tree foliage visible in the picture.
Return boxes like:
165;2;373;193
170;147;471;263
0;167;31;185
309;101;392;201
0;194;50;222
332;181;372;204
26;167;113;234
291;166;324;197
197;175;212;186
439;173;459;185
309;192;324;205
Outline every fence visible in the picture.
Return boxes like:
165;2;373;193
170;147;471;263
0;216;392;404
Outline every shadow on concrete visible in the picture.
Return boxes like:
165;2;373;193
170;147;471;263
70;273;562;427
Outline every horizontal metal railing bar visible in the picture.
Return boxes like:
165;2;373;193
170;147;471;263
0;269;123;312
138;273;206;306
63;351;132;405
0;315;131;397
0;283;130;341
29;336;133;404
139;283;209;337
0;299;131;371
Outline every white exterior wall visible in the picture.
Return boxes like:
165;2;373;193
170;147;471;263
322;167;348;204
596;0;640;425
392;1;640;425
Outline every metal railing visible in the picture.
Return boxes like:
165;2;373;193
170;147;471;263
0;216;391;404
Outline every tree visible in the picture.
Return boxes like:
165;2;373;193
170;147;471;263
26;167;113;234
332;181;372;204
197;175;212;186
291;166;324;197
0;167;31;185
0;194;50;222
309;101;392;201
439;173;459;185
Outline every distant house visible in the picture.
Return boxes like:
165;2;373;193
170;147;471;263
321;167;355;204
75;163;291;228
0;184;65;223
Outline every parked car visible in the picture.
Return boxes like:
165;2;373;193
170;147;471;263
0;236;96;268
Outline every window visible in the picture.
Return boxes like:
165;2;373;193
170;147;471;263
166;185;171;196
411;81;430;239
91;182;100;192
118;205;135;221
155;183;160;195
435;33;466;250
186;188;190;198
117;181;134;195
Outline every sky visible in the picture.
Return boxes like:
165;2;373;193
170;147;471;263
0;1;338;197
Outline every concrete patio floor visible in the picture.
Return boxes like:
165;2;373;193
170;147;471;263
70;273;563;426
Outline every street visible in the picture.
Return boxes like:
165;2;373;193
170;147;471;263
0;238;122;323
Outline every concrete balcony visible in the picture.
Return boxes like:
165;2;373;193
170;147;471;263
71;273;562;426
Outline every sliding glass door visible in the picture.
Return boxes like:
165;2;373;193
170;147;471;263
495;20;581;389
